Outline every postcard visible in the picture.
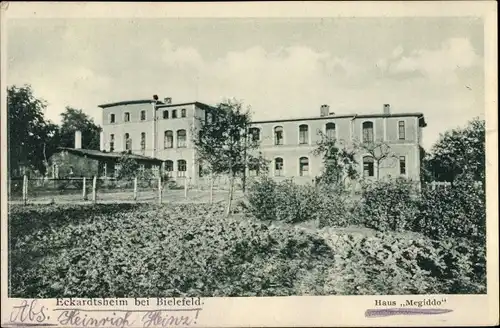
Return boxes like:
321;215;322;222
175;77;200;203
1;1;498;327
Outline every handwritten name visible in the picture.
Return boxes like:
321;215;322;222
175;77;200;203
9;300;48;324
55;309;201;327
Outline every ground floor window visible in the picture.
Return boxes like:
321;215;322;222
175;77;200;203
275;157;284;176
177;160;187;177
299;157;309;176
363;156;374;177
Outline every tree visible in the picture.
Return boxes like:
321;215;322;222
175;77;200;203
116;154;140;180
425;118;485;183
312;132;358;187
7;85;60;177
59;107;102;150
354;140;398;180
193;99;258;216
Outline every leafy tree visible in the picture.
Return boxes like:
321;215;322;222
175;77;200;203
59;107;102;150
7;85;60;177
312;133;358;187
193;99;258;216
116;154;140;180
424;118;485;183
354;140;398;180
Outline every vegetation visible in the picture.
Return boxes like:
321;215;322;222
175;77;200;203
9;202;485;298
423;117;485;183
193;99;266;215
7;85;102;178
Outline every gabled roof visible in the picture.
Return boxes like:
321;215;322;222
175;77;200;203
56;147;164;164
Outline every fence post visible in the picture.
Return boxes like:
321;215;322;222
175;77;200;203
134;177;138;201
82;177;87;200
23;174;28;205
209;174;214;204
92;176;97;203
184;177;188;199
158;176;162;204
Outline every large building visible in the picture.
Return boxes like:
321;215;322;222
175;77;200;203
98;96;427;184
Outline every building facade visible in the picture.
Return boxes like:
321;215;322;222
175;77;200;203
99;96;426;185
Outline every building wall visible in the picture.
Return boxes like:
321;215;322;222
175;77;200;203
101;101;424;185
101;103;204;183
250;115;422;183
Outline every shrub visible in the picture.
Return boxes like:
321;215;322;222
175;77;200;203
358;178;419;232
247;177;355;227
315;185;357;228
417;178;486;243
319;233;486;295
274;179;320;224
246;176;278;221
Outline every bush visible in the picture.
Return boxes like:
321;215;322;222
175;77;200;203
318;233;485;295
358;178;419;232
274;179;320;224
247;177;355;227
417;179;486;243
246;176;278;222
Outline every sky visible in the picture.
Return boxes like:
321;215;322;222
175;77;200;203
7;17;485;150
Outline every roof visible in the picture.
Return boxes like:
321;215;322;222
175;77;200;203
56;147;164;163
251;112;427;127
155;101;215;111
98;99;215;111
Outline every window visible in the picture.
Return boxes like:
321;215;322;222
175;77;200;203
299;157;309;176
299;125;309;144
326;123;336;139
124;112;130;122
249;127;260;142
181;108;186;118
172;110;178;119
399;156;406;175
109;134;115;152
124;133;132;151
274;157;284;176
140;132;146;152
274;126;284;145
165;160;173;177
198;163;204;177
362;121;374;143
164;130;173;149
363;156;374;177
177;130;187;148
110;114;115;124
163;110;169;119
140;110;146;121
177;160;187;177
398;121;406;140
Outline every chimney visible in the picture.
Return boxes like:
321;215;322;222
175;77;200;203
153;95;159;101
164;97;172;104
383;104;391;115
75;130;82;149
320;104;330;117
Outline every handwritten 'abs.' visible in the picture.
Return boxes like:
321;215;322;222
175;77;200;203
9;299;48;324
57;310;135;328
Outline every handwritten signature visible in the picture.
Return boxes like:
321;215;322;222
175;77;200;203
9;299;49;324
